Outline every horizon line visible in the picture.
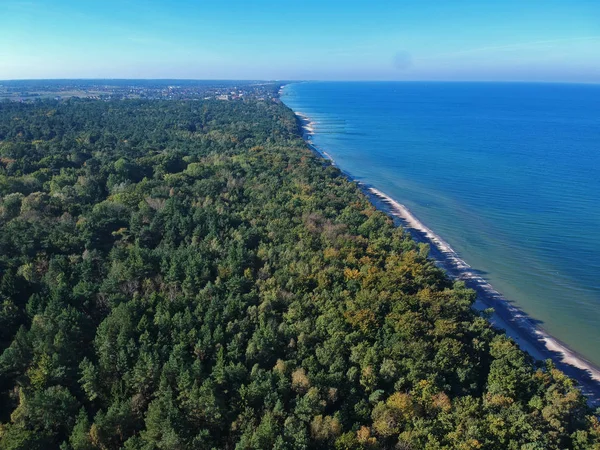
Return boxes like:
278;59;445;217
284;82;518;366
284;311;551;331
1;78;599;85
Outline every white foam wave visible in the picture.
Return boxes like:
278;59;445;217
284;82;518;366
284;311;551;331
294;112;316;135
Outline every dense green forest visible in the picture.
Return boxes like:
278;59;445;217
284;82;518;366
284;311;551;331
0;98;598;449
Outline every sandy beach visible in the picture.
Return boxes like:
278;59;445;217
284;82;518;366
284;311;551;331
294;112;316;135
294;111;600;406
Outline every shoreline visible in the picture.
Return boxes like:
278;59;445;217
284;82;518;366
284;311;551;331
294;111;316;136
291;107;600;405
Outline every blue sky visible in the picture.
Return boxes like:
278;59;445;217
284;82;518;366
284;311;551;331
1;0;599;81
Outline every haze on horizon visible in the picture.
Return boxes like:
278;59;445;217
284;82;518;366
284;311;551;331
1;0;599;83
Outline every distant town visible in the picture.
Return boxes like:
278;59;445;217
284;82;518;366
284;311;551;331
0;79;284;102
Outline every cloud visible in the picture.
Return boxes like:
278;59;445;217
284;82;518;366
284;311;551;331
393;51;412;70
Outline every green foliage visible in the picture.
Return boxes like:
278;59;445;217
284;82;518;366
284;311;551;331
0;97;596;449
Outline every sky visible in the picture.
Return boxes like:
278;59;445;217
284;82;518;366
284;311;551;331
1;0;599;82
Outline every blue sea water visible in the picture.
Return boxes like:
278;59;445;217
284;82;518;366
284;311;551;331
281;82;600;366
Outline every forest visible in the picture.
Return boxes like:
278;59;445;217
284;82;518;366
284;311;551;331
0;97;598;449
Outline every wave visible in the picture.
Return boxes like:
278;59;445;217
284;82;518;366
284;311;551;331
294;112;316;135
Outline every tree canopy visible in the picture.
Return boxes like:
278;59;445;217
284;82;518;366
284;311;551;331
0;97;598;449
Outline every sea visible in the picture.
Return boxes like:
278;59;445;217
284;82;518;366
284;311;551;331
281;81;600;368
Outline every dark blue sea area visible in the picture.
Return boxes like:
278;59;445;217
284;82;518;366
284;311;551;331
282;81;600;366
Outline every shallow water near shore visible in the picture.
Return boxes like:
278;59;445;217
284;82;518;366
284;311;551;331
281;81;600;368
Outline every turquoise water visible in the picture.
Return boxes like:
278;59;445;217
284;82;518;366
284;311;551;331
281;82;600;366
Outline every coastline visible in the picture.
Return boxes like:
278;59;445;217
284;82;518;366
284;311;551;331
291;107;600;405
293;112;335;162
